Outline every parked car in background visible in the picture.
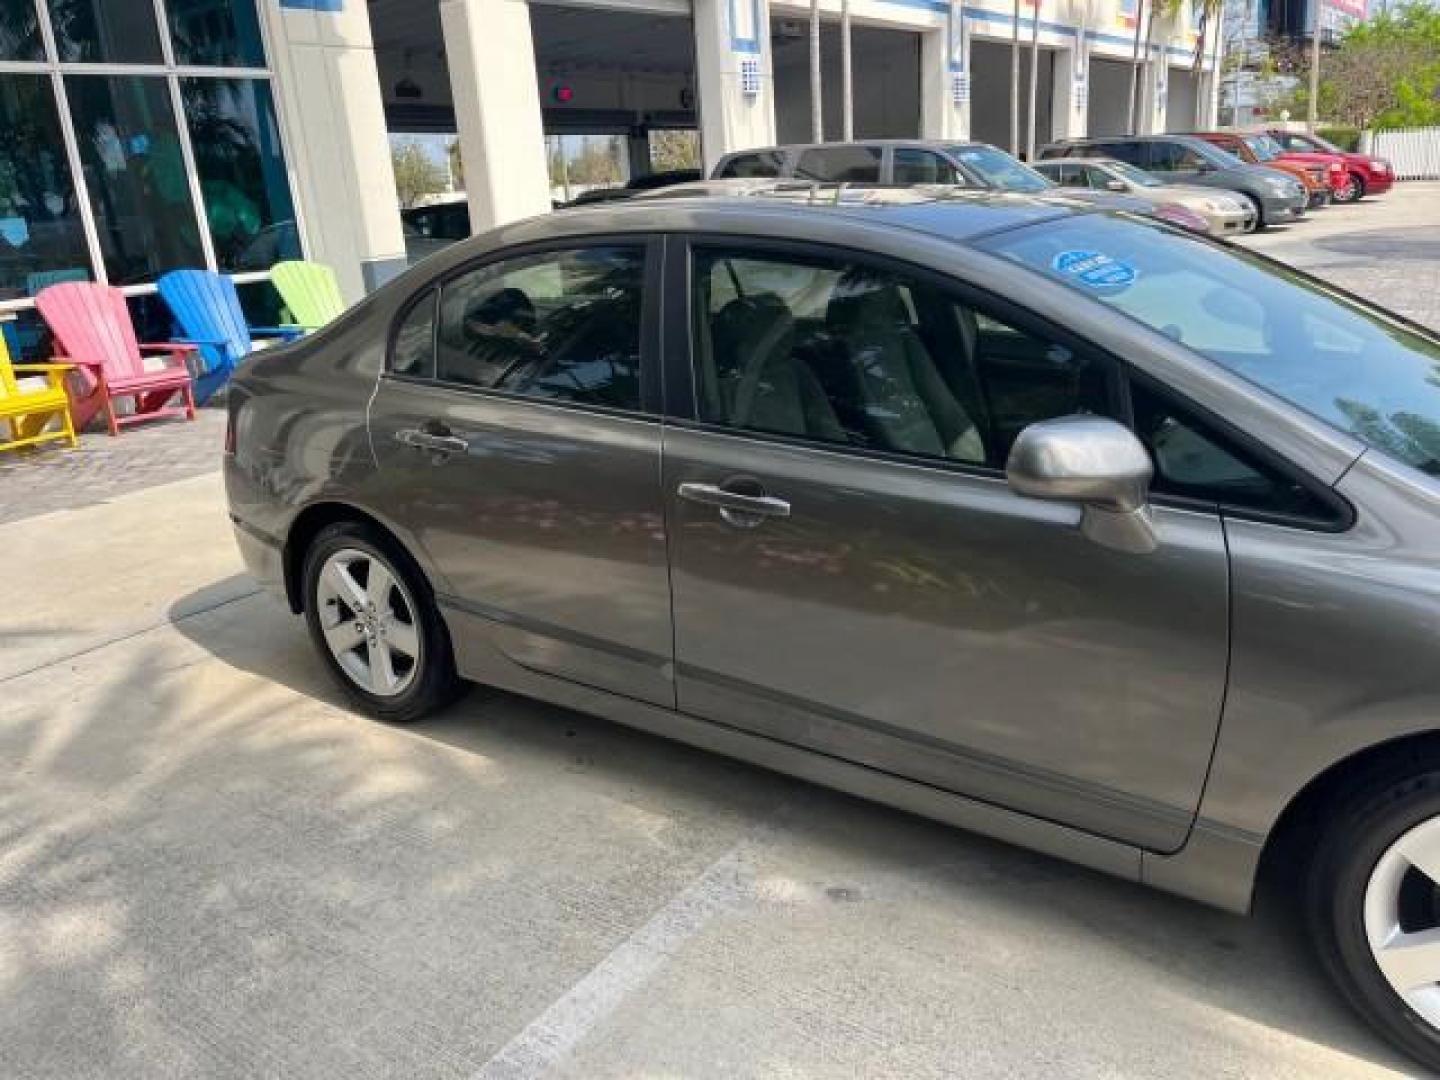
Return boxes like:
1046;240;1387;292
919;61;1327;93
1190;131;1337;208
228;185;1440;1075
711;139;1205;227
403;200;472;265
1264;129;1394;201
559;169;704;208
1040;134;1309;229
1033;157;1255;237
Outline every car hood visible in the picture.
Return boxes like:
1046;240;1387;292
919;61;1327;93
1279;150;1346;167
1040;188;1154;213
1152;184;1248;207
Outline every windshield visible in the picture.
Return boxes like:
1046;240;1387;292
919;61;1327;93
978;215;1440;476
951;145;1051;193
1107;160;1162;187
1193;140;1246;169
1308;133;1342;154
1242;135;1282;161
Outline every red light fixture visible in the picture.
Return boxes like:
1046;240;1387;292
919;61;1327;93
552;84;574;104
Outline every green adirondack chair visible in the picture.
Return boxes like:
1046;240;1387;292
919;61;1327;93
270;261;345;331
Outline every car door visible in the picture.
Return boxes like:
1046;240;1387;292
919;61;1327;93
367;238;675;706
660;236;1230;852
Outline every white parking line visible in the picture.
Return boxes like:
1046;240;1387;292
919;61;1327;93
469;832;766;1079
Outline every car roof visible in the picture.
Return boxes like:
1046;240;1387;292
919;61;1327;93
718;139;987;156
621;181;1082;241
1033;157;1118;167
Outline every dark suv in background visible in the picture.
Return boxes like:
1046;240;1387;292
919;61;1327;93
1040;134;1309;229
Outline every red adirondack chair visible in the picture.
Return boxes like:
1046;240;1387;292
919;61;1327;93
35;283;197;435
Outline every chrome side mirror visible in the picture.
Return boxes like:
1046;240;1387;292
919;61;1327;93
1006;417;1158;554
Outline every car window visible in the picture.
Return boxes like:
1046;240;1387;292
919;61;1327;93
980;213;1440;477
434;245;645;411
1149;141;1207;172
892;149;960;185
689;246;1117;468
717;151;786;179
1053;163;1086;187
949;144;1051;192
1131;378;1334;519
794;145;882;182
1096;141;1148;167
392;289;437;378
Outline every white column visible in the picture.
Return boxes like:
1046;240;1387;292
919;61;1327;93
441;0;552;233
1150;58;1169;133
1049;45;1086;141
262;0;407;301
694;0;776;172
920;14;969;142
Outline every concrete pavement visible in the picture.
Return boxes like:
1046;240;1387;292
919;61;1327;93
0;476;1416;1077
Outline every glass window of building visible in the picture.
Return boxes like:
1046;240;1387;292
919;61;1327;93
0;0;43;60
0;75;93;300
181;79;296;272
47;0;165;64
167;0;266;69
65;75;206;284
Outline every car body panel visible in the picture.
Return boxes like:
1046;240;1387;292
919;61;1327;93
225;191;1440;919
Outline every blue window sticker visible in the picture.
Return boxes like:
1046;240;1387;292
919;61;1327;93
1051;249;1137;289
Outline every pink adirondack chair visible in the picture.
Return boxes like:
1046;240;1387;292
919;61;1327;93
35;283;197;435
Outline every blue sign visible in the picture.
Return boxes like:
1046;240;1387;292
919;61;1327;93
1051;250;1137;289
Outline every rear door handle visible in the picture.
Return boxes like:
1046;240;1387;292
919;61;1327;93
394;428;469;455
677;481;791;524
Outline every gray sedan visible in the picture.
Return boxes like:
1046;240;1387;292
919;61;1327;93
225;187;1440;1073
1034;157;1256;237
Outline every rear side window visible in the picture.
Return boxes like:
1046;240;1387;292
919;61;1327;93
1096;141;1148;167
892;149;961;185
432;245;646;412
795;145;881;182
717;151;786;178
392;289;436;377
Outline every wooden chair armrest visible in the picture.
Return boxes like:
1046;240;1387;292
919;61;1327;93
10;362;76;373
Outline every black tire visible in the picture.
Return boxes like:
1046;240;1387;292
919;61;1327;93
1342;172;1367;203
301;520;462;723
1306;770;1440;1073
1245;193;1269;231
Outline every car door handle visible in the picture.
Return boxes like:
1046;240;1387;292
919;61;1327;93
394;428;469;455
677;482;791;521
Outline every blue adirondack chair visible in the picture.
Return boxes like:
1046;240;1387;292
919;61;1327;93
156;269;304;403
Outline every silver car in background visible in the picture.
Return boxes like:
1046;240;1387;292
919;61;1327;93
1034;157;1256;237
226;187;1440;1074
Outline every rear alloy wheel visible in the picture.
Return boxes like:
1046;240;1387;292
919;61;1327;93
302;522;461;722
1307;771;1440;1073
1339;173;1365;203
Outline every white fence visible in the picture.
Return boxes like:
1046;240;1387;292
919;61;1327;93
1368;127;1440;180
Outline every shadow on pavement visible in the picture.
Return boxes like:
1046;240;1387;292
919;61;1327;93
154;574;1415;1076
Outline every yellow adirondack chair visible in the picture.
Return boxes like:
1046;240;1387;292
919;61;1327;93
0;332;77;454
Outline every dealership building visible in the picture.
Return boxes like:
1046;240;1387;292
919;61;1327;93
0;0;1217;352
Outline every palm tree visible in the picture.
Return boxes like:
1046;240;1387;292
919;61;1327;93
810;0;823;141
1010;0;1022;154
1025;0;1041;159
1134;0;1185;132
1126;0;1147;133
1191;0;1225;127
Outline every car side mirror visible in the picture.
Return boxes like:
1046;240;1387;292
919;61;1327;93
1105;179;1127;192
1006;416;1158;554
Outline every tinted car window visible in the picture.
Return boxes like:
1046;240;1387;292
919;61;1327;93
892;149;960;185
392;289;436;378
1148;141;1209;172
436;245;645;411
1095;141;1148;167
717;151;786;178
794;145;882;182
1132;378;1333;519
981;214;1440;477
690;246;1116;467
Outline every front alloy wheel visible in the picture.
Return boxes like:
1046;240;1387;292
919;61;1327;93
1308;770;1440;1073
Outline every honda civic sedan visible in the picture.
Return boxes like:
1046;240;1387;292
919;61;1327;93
226;186;1440;1071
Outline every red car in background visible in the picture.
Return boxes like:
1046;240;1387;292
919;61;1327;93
1264;129;1395;202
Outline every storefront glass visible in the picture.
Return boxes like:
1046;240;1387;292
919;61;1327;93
167;0;266;68
182;78;296;271
48;0;165;64
66;74;207;284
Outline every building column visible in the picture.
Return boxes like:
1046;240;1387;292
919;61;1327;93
261;0;407;302
1144;54;1169;133
1049;44;1086;141
920;11;969;142
694;0;776;172
441;0;552;233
